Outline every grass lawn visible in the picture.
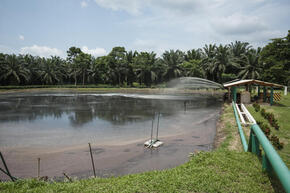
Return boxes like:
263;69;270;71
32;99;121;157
0;101;281;192
247;93;290;168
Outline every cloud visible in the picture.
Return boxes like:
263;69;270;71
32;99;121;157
19;35;24;41
152;0;206;16
20;45;63;58
212;13;267;35
0;45;16;54
81;46;106;57
130;38;189;56
94;0;145;15
81;1;88;8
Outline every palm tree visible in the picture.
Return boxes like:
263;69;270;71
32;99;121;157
23;54;41;85
236;48;262;79
133;52;157;86
107;47;127;86
67;47;82;86
0;54;30;85
38;56;65;85
227;41;252;75
162;50;184;81
75;53;92;85
213;44;230;83
201;44;217;81
185;49;202;61
229;41;251;58
125;51;137;86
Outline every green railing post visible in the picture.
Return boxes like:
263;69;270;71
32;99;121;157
232;86;237;103
263;87;267;102
262;154;273;174
270;87;274;106
251;124;290;192
248;130;261;156
232;101;248;151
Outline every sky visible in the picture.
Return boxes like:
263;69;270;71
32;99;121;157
0;0;289;58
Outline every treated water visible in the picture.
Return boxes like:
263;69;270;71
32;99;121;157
0;92;221;148
0;91;222;178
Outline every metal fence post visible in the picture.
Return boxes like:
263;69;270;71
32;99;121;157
270;87;274;106
262;154;273;174
248;130;261;156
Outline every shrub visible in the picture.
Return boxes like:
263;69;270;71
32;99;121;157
252;103;260;112
270;135;284;150
261;108;266;117
257;121;271;138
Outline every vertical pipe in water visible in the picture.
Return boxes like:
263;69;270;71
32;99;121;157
37;158;40;178
151;117;154;143
156;113;160;141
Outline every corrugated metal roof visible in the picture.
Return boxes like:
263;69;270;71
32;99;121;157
223;79;284;88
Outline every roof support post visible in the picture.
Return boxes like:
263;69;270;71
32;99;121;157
284;86;287;96
228;87;231;102
232;86;237;103
270;87;274;106
258;86;260;97
263;87;267;102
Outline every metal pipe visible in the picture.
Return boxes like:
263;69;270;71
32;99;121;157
270;87;273;106
232;102;248;151
156;112;160;140
37;158;40;178
63;172;73;182
88;143;96;177
0;152;15;182
241;104;256;124
235;103;245;124
0;168;17;181
251;124;290;192
151;117;154;143
233;86;237;102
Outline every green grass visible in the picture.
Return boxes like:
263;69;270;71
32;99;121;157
0;150;274;193
247;93;290;168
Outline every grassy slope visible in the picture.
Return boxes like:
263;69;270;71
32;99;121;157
0;104;276;193
247;94;290;168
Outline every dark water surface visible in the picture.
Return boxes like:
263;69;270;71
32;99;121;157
0;91;222;179
0;92;222;148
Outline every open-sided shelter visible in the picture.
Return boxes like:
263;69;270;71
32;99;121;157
223;79;285;105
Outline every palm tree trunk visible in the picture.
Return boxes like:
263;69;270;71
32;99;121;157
74;70;77;86
82;71;85;85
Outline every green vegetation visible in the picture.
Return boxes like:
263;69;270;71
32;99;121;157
0;104;277;193
1;31;289;87
247;94;290;168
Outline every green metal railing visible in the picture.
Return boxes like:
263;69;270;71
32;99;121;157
232;102;248;151
232;102;290;192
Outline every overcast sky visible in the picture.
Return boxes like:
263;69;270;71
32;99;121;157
0;0;289;58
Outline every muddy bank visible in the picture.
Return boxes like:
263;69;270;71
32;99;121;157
0;114;220;180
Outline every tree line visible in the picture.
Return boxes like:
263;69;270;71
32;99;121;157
0;31;289;87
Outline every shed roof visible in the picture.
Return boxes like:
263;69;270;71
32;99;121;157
223;79;284;88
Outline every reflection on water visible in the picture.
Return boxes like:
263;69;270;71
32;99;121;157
0;92;222;148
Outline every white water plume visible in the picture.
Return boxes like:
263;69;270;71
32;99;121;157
167;77;224;89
